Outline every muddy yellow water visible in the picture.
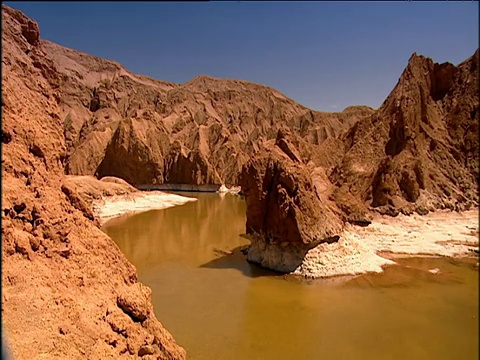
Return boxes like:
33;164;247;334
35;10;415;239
103;193;479;360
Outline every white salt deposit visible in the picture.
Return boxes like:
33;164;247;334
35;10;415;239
293;209;479;278
94;191;197;226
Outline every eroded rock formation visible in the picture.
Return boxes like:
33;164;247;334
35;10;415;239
39;37;373;187
239;51;479;273
239;138;344;272
332;51;479;216
2;5;185;359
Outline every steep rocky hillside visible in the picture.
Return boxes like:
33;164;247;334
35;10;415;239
331;51;479;216
44;21;477;216
2;5;185;359
238;50;478;273
41;40;373;186
238;49;479;234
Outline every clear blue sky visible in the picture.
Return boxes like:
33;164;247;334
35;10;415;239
5;1;479;111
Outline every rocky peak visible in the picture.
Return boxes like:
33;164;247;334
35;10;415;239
2;5;40;46
333;49;478;215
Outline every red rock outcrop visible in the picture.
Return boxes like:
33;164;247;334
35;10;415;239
239;138;343;272
331;51;479;216
239;51;478;273
2;5;185;359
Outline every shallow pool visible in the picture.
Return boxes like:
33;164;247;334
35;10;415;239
103;192;479;360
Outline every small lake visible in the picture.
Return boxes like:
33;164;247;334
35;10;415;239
103;192;479;360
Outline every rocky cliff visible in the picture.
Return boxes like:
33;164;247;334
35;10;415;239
40;39;373;187
239;51;479;272
2;5;185;359
332;51;479;216
239;132;344;272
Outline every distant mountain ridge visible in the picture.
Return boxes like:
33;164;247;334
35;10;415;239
41;25;478;215
39;38;374;186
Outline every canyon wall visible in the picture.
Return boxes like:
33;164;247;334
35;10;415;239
1;7;478;358
2;6;185;359
239;51;479;271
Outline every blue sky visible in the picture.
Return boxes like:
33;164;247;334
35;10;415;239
5;1;478;111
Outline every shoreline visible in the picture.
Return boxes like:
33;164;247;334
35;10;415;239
93;190;198;226
293;209;479;279
93;187;478;279
136;183;241;194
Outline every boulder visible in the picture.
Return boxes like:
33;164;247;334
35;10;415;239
239;146;343;272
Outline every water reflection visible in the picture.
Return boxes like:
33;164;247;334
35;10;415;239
103;193;248;269
103;193;479;360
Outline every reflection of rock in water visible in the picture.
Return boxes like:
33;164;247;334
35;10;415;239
213;247;233;257
104;193;248;269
